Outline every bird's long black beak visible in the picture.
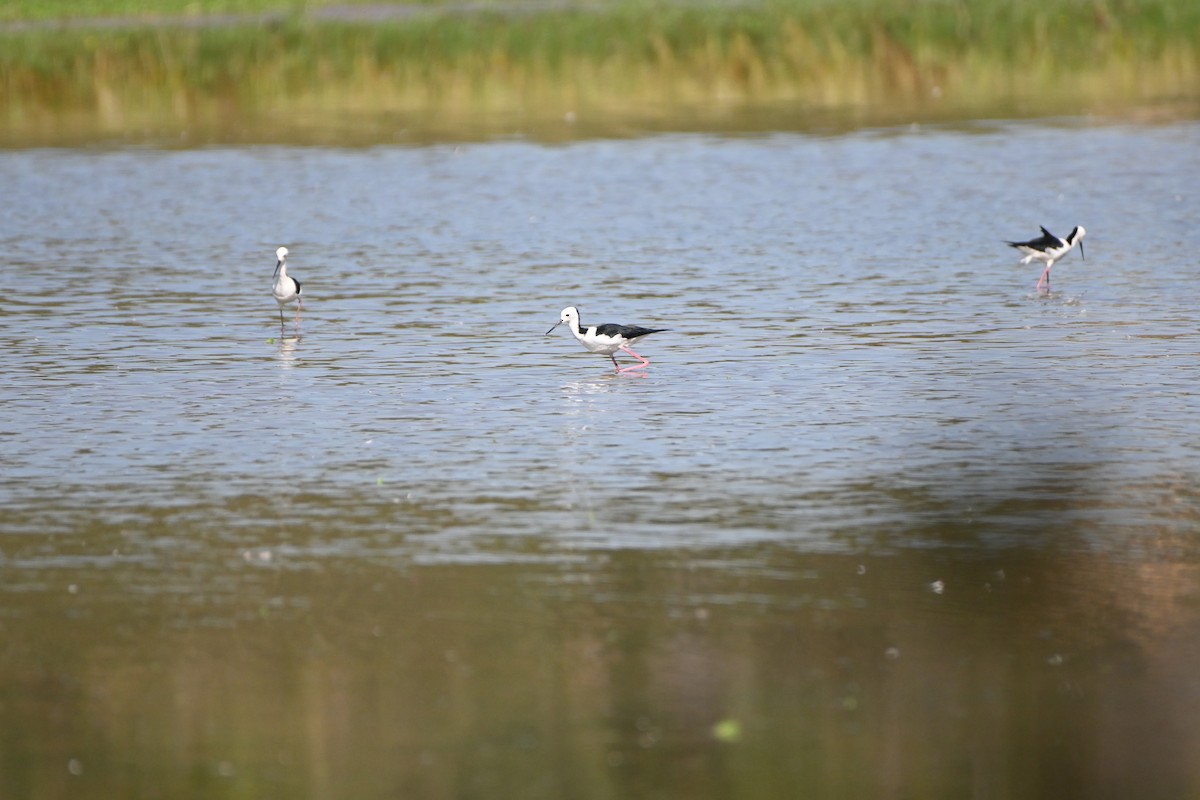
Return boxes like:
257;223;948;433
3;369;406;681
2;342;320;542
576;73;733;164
545;320;562;335
274;260;283;276
1079;241;1085;261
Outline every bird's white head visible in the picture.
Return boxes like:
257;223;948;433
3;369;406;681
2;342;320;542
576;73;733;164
1070;226;1086;260
546;306;579;335
276;246;289;262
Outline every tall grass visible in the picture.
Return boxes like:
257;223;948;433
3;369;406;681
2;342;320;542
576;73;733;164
2;0;1198;143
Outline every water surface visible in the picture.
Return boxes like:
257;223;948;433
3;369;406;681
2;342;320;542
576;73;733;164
2;119;1199;798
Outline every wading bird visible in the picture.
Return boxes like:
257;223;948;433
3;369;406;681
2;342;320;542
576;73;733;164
271;246;302;335
546;306;668;372
1007;225;1086;292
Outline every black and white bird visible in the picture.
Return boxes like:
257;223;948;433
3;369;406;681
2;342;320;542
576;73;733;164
546;306;669;372
271;246;302;335
1007;225;1086;292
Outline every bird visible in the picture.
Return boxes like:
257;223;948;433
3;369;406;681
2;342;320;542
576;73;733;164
546;306;669;372
271;246;302;335
1007;225;1086;292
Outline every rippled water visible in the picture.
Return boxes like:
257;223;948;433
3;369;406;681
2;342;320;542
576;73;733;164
2;119;1200;797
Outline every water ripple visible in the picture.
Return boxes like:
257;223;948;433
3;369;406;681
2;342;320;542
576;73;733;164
2;122;1199;578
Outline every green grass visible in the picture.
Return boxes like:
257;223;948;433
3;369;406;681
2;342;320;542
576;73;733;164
1;0;367;22
2;0;1198;144
0;0;294;22
0;0;604;22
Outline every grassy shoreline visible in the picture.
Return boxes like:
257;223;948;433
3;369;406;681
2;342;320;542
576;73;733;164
2;0;1199;145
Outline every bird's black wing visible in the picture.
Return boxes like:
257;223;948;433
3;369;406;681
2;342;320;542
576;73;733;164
616;325;669;339
591;323;625;338
1008;228;1059;249
1034;226;1065;246
591;323;668;339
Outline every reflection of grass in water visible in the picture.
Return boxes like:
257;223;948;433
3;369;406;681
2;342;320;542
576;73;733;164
2;0;1198;141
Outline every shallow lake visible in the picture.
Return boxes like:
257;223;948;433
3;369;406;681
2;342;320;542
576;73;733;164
2;118;1199;798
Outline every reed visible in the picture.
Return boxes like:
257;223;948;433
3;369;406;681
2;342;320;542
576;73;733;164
2;0;1198;143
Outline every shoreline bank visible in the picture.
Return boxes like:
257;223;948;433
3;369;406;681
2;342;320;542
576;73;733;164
3;0;1198;145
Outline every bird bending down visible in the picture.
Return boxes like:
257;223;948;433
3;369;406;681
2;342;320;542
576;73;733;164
1007;225;1086;292
271;246;302;335
546;306;668;372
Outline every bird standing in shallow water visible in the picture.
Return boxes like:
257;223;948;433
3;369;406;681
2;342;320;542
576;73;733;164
546;306;668;372
1007;225;1086;292
271;246;302;336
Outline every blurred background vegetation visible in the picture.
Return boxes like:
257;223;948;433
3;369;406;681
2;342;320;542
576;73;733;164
2;0;1198;144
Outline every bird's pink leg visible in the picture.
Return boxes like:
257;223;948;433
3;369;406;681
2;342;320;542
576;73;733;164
617;344;650;372
1036;263;1052;292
